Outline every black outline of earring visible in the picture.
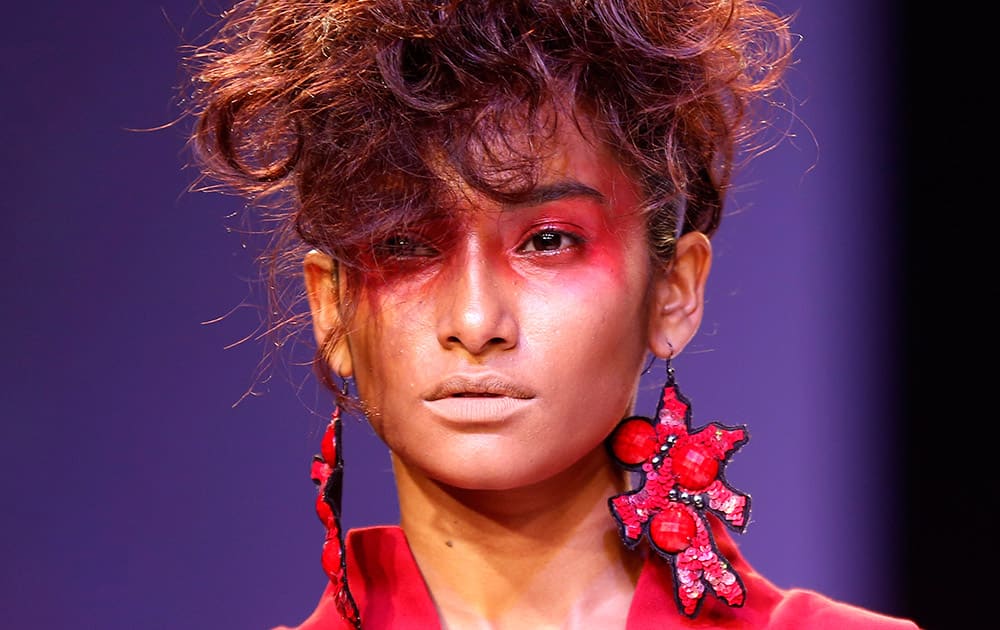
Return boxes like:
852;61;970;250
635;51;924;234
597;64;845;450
312;378;362;629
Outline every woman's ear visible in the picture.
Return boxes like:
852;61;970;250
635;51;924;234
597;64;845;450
647;231;712;358
303;249;353;377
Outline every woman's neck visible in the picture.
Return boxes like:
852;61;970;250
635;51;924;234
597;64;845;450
393;446;643;630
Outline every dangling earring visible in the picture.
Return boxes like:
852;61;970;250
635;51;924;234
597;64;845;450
310;379;362;629
606;351;751;618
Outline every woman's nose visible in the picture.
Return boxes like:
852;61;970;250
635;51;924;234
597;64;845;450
436;242;518;356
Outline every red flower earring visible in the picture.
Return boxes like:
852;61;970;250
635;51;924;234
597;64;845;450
606;358;751;618
310;383;362;629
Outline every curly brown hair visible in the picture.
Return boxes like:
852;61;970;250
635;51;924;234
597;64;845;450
182;0;794;399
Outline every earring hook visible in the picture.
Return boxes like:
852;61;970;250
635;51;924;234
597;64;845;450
665;340;676;386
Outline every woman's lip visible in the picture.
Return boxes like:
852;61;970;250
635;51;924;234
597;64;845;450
423;374;535;401
422;397;535;424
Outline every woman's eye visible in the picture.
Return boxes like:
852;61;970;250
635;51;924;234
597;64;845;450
520;229;580;253
375;235;438;259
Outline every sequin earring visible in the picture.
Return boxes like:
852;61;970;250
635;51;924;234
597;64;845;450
606;354;752;618
310;380;362;629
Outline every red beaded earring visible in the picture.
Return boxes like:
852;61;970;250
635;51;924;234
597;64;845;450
606;356;751;618
310;382;362;629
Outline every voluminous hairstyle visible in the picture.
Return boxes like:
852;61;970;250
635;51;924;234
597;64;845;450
182;0;794;395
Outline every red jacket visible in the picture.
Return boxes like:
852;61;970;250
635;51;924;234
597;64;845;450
277;524;919;629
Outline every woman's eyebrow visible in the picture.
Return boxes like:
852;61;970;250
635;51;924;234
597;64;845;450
512;181;607;207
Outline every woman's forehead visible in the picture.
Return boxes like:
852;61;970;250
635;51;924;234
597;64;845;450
421;109;621;201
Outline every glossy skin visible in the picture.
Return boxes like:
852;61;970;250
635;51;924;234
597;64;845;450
307;115;705;492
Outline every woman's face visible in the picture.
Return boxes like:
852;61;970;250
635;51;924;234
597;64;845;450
342;119;662;491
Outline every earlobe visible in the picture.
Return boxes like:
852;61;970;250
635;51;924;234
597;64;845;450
647;232;712;359
303;250;354;377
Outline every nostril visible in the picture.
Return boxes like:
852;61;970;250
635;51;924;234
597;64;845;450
446;335;507;345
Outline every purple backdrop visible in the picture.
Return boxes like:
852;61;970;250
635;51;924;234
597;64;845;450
0;2;911;628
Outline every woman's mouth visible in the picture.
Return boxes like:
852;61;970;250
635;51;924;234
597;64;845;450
423;374;535;401
422;396;535;424
422;374;536;424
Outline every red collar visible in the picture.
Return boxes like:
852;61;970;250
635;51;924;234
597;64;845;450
296;520;785;629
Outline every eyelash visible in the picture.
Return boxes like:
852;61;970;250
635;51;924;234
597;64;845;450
518;228;583;253
374;235;439;259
